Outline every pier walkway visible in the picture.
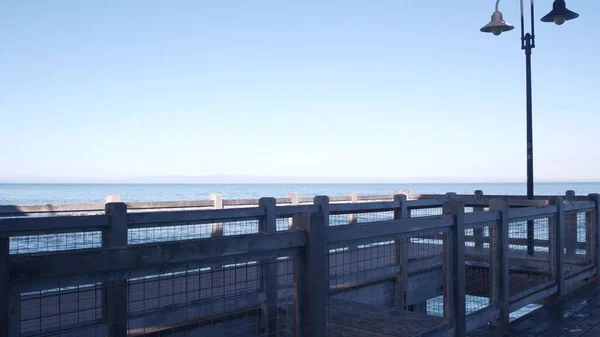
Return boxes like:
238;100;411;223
470;278;600;336
1;190;599;337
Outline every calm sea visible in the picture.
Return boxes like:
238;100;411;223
2;182;600;205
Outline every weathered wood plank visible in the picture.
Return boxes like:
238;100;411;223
275;204;318;217
0;236;9;337
554;197;566;296
127;207;264;225
589;194;600;276
464;211;499;226
306;196;329;337
258;198;277;335
104;202;128;337
472;191;485;251
329;201;397;214
508;285;557;313
0;203;106;215
564;201;595;212
507;205;557;222
394;194;409;309
443;200;466;335
0;215;109;234
489;199;509;328
9;231;306;282
408;199;447;209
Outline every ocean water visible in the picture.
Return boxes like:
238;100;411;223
1;182;600;205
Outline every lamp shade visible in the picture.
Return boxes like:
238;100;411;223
481;11;514;35
541;0;579;24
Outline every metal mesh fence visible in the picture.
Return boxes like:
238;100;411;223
128;220;260;245
409;207;443;218
564;210;595;278
18;257;298;337
9;232;102;254
329;211;394;227
326;229;450;337
464;223;495;315
508;216;555;300
20;284;105;336
276;217;292;231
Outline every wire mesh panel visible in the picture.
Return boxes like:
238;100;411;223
19;284;105;337
564;210;595;278
128;219;260;245
125;257;298;337
507;216;555;301
276;217;292;232
10;232;102;254
329;211;394;227
409;207;443;218
464;222;496;317
14;249;298;337
327;230;451;337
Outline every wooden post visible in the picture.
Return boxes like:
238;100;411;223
348;191;358;224
1;235;9;337
548;203;557;282
553;197;566;296
210;193;224;237
589;194;600;276
565;191;577;258
443;200;466;337
259;197;278;335
288;192;299;230
393;194;409;309
104;202;128;337
585;202;595;266
304;196;329;337
473;190;485;250
488;205;499;311
489;199;509;328
291;213;310;337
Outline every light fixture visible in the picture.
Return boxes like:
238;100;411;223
541;0;579;25
481;10;515;35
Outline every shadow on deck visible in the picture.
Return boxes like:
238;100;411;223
469;279;600;337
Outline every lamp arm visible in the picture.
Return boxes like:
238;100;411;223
530;0;535;46
495;0;500;11
520;0;526;41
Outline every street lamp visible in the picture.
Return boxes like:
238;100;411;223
480;0;579;256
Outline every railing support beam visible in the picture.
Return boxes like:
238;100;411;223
104;202;128;337
443;199;466;337
490;199;510;329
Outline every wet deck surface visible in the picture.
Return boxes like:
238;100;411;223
469;280;600;337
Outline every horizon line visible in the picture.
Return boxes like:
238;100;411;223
2;181;600;185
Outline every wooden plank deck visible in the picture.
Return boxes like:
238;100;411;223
327;299;448;337
468;280;600;337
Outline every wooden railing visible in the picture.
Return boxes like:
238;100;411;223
0;190;598;337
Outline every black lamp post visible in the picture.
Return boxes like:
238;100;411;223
481;0;579;256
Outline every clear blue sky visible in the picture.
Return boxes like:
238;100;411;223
1;1;598;183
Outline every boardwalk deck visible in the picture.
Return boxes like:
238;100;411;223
469;280;600;337
327;299;448;337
